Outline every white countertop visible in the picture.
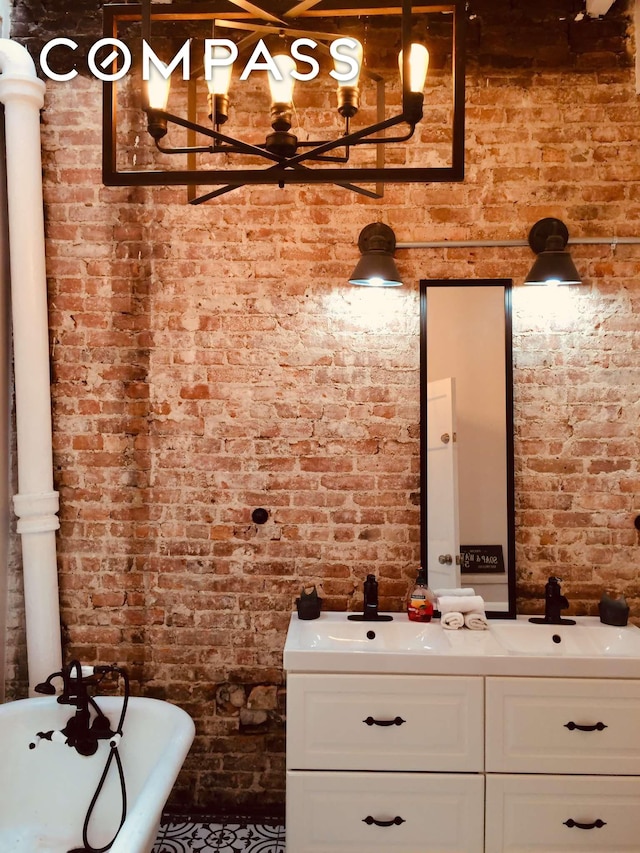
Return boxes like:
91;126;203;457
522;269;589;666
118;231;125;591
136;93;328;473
283;612;640;679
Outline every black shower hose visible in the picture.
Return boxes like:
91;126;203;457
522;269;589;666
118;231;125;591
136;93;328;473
69;666;130;853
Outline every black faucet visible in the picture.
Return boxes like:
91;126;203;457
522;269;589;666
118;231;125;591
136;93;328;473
348;573;393;622
363;574;379;619
529;576;576;625
32;661;124;756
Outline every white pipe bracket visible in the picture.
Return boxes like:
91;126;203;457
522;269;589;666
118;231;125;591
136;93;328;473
13;491;60;534
0;75;45;109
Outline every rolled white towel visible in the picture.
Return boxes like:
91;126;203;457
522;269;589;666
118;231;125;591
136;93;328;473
464;611;488;631
441;611;464;630
433;587;475;598
437;594;485;615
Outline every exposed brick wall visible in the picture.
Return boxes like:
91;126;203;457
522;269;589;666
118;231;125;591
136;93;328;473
4;0;640;810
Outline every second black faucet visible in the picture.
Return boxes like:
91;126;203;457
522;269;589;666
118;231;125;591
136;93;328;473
529;576;576;625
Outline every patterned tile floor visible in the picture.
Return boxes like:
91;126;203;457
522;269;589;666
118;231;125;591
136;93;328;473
152;818;285;852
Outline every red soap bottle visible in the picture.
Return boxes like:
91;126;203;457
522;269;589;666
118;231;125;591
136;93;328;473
407;568;435;622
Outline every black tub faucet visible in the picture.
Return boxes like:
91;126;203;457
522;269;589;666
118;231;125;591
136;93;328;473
348;574;393;622
31;661;126;756
530;576;576;625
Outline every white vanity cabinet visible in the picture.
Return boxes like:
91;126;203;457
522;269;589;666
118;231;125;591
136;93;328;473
286;672;640;852
484;677;640;852
283;613;640;851
286;673;485;852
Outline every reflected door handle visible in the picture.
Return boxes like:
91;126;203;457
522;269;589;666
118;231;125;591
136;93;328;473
438;554;453;565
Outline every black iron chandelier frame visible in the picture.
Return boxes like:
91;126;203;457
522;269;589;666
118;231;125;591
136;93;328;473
102;0;466;202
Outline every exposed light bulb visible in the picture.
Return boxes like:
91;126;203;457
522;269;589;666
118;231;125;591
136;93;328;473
146;60;171;111
206;44;234;97
336;38;363;119
268;53;296;105
398;43;429;93
335;38;363;87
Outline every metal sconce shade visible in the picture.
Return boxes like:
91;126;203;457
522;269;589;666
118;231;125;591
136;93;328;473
349;223;402;287
525;217;582;285
526;245;581;286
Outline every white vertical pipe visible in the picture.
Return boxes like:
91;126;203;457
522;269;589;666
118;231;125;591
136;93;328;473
0;40;61;694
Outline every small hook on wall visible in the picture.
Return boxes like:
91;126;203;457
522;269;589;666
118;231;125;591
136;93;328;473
252;507;269;525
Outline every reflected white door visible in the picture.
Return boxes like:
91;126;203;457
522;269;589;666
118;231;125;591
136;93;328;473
427;378;460;590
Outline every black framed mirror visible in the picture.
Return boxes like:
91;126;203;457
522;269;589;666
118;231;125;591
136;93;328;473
420;279;516;619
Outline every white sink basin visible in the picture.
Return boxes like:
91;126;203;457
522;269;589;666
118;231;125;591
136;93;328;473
490;620;640;657
284;612;505;675
289;614;451;654
283;613;640;678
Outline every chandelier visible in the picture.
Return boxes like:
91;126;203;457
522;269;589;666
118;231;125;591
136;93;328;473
102;1;466;203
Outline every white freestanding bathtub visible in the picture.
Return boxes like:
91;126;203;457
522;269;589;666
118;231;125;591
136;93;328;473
0;695;195;852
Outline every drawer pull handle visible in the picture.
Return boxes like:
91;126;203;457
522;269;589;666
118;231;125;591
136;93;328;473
363;815;406;828
563;818;607;830
363;716;406;727
564;721;608;732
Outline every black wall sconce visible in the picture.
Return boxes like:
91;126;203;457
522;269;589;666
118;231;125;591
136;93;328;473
525;218;582;285
349;222;402;287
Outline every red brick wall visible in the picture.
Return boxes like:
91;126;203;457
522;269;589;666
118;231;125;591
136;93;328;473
5;0;640;810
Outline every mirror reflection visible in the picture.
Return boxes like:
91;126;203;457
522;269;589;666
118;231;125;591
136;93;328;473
420;279;516;617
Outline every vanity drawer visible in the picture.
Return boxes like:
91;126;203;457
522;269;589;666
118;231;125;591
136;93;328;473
286;673;483;772
485;774;640;852
485;677;640;774
287;770;484;853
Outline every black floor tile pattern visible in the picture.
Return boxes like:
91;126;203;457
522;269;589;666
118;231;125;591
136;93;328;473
152;817;285;852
